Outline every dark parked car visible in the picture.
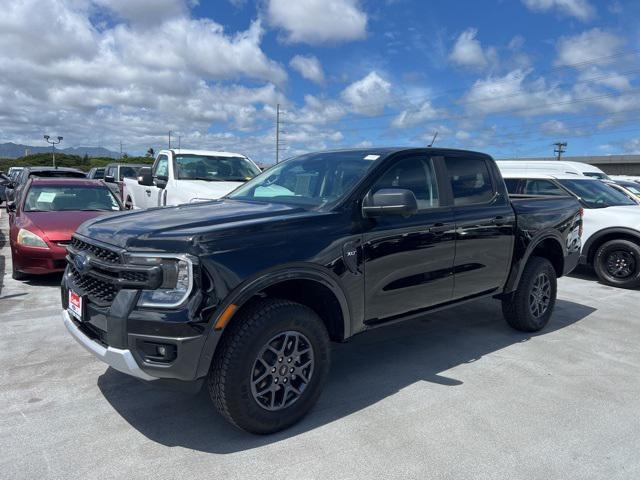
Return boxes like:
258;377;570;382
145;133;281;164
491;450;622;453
0;171;10;205
9;177;122;280
5;166;86;206
103;163;146;200
87;167;105;180
61;148;582;433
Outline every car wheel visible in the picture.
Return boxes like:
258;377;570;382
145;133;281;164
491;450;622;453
208;298;330;434
594;239;640;289
502;256;557;332
12;267;27;281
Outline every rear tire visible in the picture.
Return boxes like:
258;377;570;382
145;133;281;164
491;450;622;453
502;256;557;332
208;298;330;434
593;239;640;289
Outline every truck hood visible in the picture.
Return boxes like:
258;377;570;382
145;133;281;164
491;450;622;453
76;199;310;250
175;180;245;201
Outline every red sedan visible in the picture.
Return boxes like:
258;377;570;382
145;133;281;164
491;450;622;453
8;177;123;280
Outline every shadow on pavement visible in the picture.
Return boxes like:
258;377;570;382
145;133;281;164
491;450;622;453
98;296;595;452
568;265;599;282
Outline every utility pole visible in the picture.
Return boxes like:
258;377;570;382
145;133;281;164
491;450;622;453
168;131;172;149
275;103;286;163
119;141;123;160
44;135;63;168
553;141;567;161
178;135;181;150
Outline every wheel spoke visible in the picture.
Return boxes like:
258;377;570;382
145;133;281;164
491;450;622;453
250;330;315;412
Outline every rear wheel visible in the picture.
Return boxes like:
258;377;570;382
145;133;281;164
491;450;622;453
593;239;640;289
208;299;330;434
502;256;557;332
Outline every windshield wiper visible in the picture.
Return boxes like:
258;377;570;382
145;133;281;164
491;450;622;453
188;177;225;182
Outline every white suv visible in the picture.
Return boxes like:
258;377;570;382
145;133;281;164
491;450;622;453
502;171;640;289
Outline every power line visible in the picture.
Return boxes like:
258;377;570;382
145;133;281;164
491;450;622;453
553;141;567;160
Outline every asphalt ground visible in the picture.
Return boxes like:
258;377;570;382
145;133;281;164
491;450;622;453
1;209;639;480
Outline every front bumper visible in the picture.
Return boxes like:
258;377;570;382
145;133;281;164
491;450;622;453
12;243;67;274
61;267;213;382
62;309;157;381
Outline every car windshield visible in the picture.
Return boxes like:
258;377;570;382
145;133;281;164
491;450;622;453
174;154;260;182
583;172;609;180
617;182;640;195
558;179;637;208
24;185;121;212
92;169;105;179
228;151;380;208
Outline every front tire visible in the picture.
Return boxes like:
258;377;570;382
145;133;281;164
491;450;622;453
208;299;330;434
593;239;640;289
502;256;557;332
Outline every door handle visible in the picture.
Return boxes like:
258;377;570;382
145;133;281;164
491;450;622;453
429;223;451;234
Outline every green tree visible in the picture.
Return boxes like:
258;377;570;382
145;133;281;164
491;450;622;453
82;153;89;165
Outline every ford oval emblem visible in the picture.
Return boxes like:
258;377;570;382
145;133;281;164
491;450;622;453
74;253;91;273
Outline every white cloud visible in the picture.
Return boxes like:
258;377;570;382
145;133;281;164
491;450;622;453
555;28;623;67
461;69;574;116
267;0;367;44
0;0;291;162
93;0;192;25
521;0;596;21
449;28;493;69
391;101;438;128
341;71;392;115
289;55;325;84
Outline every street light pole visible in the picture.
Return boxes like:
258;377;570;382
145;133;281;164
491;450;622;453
44;135;63;168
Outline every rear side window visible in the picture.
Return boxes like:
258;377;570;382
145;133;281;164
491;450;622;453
524;179;565;196
445;157;495;206
503;178;520;194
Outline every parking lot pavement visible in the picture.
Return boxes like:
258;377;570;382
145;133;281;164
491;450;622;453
1;210;640;480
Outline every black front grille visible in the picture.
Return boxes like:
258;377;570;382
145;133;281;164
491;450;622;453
70;266;118;304
70;237;120;264
121;270;148;282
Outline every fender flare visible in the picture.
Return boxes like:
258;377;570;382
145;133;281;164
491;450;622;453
582;227;640;265
503;229;565;294
194;263;352;378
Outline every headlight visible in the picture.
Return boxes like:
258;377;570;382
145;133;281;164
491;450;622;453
17;228;49;248
125;254;194;308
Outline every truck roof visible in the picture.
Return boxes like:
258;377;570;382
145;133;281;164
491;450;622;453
500;171;601;180
163;149;249;158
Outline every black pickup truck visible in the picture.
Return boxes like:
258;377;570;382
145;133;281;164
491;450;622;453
61;148;582;434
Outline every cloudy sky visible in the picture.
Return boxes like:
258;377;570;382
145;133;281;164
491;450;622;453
1;0;639;162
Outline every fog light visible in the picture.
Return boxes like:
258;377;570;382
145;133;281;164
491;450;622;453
157;346;167;356
138;341;177;363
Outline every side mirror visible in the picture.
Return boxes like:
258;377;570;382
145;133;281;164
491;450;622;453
137;167;153;186
104;175;115;183
6;202;16;212
154;175;168;189
362;188;418;218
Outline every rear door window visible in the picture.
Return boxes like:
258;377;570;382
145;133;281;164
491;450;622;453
445;157;495;206
523;179;565;196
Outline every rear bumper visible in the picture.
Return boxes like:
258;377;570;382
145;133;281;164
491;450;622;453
62;309;157;381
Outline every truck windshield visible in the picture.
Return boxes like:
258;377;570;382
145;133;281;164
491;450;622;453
558;179;636;208
174;154;260;182
228;151;379;208
24;185;120;212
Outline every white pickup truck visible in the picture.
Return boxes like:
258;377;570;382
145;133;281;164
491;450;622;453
122;149;261;209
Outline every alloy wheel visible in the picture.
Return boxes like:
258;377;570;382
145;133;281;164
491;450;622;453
250;330;315;411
